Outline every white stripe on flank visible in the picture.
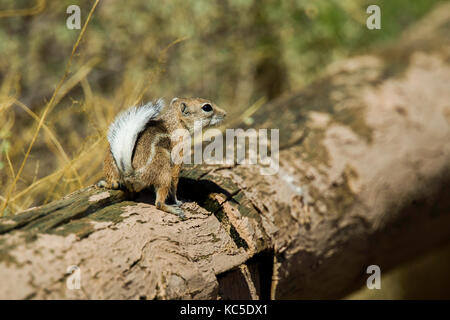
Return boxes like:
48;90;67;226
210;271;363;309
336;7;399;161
137;133;171;171
107;99;165;175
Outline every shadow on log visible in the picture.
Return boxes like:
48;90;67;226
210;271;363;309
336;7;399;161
1;3;450;299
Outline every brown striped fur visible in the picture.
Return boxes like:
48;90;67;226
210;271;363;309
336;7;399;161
100;97;226;218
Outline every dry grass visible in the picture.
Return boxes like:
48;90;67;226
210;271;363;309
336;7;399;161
1;0;100;214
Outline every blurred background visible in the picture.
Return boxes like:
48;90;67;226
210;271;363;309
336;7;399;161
0;0;448;299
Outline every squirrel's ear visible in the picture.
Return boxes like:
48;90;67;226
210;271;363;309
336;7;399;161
180;102;189;115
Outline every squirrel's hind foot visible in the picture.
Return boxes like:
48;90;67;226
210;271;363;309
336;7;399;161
96;179;121;190
96;179;108;188
110;180;121;189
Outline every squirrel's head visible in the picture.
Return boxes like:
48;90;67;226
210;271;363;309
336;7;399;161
170;97;227;133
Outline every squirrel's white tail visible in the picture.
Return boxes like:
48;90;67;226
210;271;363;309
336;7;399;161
107;99;165;176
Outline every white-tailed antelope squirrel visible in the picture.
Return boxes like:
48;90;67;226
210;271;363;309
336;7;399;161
98;97;227;218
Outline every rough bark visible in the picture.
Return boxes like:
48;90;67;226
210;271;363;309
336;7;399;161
1;4;450;299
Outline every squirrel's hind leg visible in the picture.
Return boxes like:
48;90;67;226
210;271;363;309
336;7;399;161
96;179;121;189
101;150;121;189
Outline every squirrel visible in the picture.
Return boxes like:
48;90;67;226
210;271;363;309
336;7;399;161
97;97;227;219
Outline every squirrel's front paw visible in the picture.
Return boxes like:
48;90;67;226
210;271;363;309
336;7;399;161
156;202;186;220
170;194;184;206
165;205;185;220
172;206;186;220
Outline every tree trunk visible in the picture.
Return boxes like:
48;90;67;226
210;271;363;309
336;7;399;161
1;3;450;300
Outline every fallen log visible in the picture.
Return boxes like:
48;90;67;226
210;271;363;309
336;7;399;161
1;3;450;299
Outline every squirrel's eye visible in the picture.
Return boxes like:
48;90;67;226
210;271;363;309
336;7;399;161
202;104;213;112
